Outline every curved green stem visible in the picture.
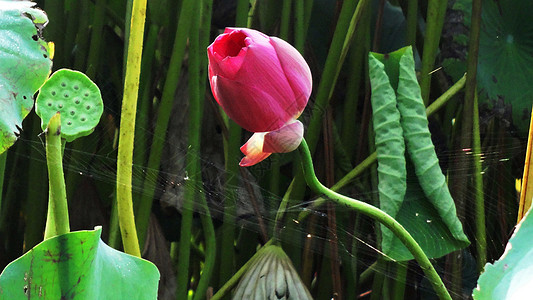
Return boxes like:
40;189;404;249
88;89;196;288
44;113;70;239
298;138;452;300
298;74;466;221
116;0;147;257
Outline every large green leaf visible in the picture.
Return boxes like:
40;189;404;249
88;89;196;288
0;1;52;154
0;227;160;299
369;46;469;261
478;0;533;133
473;208;533;299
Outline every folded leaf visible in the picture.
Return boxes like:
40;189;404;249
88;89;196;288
369;46;469;261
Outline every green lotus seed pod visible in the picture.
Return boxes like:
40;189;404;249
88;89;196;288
35;69;103;142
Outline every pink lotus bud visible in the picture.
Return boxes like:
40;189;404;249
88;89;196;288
208;28;312;166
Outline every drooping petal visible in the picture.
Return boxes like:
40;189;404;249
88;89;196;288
211;74;297;132
263;120;304;153
269;37;312;117
239;132;271;167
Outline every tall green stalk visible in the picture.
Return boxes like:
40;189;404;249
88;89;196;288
294;0;305;52
116;0;148;257
392;263;408;300
135;0;196;248
473;91;486;272
218;0;249;289
341;3;370;160
85;0;107;79
298;138;451;300
44;113;70;238
306;0;369;153
465;0;486;272
406;0;418;46
419;0;448;105
176;1;202;296
280;0;292;40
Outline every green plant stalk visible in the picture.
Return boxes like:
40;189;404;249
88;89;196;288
294;0;305;52
194;5;216;292
359;261;378;285
63;0;80;66
392;263;408;300
465;0;486;272
211;239;274;300
341;5;369;159
135;0;196;248
298;73;466;220
176;2;202;296
370;259;386;300
85;0;107;79
193;181;216;300
303;0;314;36
280;0;292;40
219;121;240;288
298;138;451;300
116;0;148;257
44;113;70;238
108;193;122;249
133;24;159;174
123;0;134;73
218;0;249;289
236;0;249;27
44;0;65;67
73;1;90;71
406;0;418;46
473;91;486;272
44;140;66;240
306;0;368;153
419;0;448;105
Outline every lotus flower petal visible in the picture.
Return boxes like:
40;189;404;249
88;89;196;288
239;121;304;166
239;132;271;167
263;120;304;153
210;74;298;132
269;37;312;117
